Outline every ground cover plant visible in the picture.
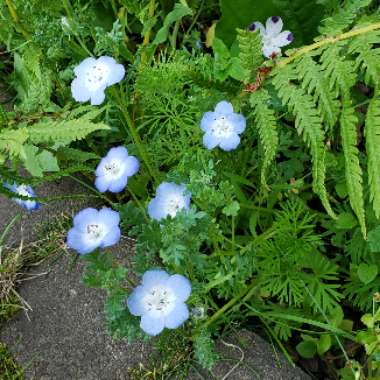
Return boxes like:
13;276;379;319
1;0;380;378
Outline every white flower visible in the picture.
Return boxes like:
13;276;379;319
95;146;139;193
147;182;191;221
249;16;293;58
127;270;192;336
71;56;125;105
200;101;246;151
66;207;121;255
4;183;39;211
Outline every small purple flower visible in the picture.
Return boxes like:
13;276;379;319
200;101;246;151
71;56;125;105
249;16;293;58
95;146;139;193
67;207;121;255
148;182;191;221
4;183;39;211
127;269;192;336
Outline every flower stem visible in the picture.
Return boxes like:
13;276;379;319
140;0;155;65
5;0;30;39
111;87;160;185
198;279;256;331
275;21;380;70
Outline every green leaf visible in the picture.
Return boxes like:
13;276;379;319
357;263;378;285
317;334;331;356
340;100;366;237
365;92;380;219
335;212;357;230
23;145;59;177
367;225;380;252
152;3;192;45
296;341;317;358
222;201;240;217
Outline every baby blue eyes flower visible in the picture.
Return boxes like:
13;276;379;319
67;207;121;255
4;183;39;211
249;16;293;58
148;182;191;221
95;146;139;193
127;269;191;336
200;101;246;151
71;56;125;106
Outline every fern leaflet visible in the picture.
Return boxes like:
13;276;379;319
249;90;278;189
272;67;336;218
365;91;380;219
340;100;366;237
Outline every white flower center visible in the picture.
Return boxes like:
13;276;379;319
263;34;277;48
104;161;121;178
165;195;185;217
16;185;30;197
85;63;110;91
86;224;104;240
211;117;234;138
142;285;176;315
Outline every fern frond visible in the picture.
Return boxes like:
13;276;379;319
349;30;380;85
319;0;373;35
249;90;278;189
27;119;110;145
320;43;356;97
272;67;336;218
236;29;264;84
340;100;366;237
365;92;380;219
296;54;340;131
0;128;28;157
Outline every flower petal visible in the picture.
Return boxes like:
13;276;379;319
203;131;220;150
94;176;110;193
100;226;121;248
90;89;106;105
228;113;246;134
248;21;265;35
142;270;170;288
140;313;165;336
73;208;99;231
200;111;215;132
123;155;140;177
98;208;120;227
107;146;129;161
164;303;189;329
127;285;147;316
219;133;241;151
107;176;128;193
215;101;233;115
97;56;125;86
148;197;167;221
166;274;191;302
272;31;293;47
265;16;283;37
74;57;97;76
71;77;91;103
67;228;98;255
263;44;281;58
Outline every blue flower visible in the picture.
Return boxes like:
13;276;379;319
127;269;191;336
249;16;293;58
4;183;39;211
71;56;125;105
67;207;121;255
200;101;246;151
148;182;191;221
95;146;139;193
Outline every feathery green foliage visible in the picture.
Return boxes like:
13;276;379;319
249;90;278;188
